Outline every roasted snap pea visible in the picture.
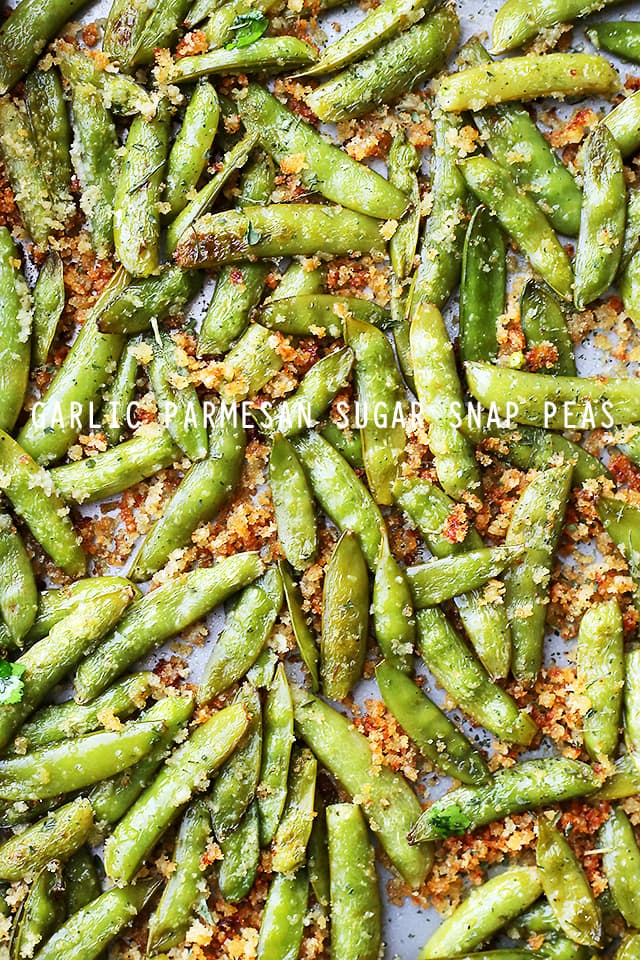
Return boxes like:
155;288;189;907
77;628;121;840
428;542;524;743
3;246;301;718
0;98;55;249
96;266;201;336
321;531;369;701
272;746;317;874
0;227;31;432
170;37;318;81
257;663;294;848
11;864;64;960
308;791;330;909
492;0;625;53
625;645;640;752
520;280;576;376
372;529;414;672
270;434;317;572
320;421;364;472
64;848;103;916
281;565;319;691
23;576;139;646
103;0;152;64
588;21;640;62
102;335;140;446
260;295;390;340
164;81;219;219
597;753;640;800
217;323;284;403
76;552;263;701
388;129;421;285
574;124;626;311
56;41;153;116
198;567;282;703
600;806;640;929
257;869;308;960
24;66;73;223
327;803;382;960
32;251;65;370
377;660;490;785
0;797;94;881
104;702;248;882
210;684;262;841
459;206;504;364
577;599;624;762
218;802;261;903
598;497;640;610
148;332;207;462
407;545;523;608
130;0;196;65
0;514;37;647
409;758;599;842
292;686;431;889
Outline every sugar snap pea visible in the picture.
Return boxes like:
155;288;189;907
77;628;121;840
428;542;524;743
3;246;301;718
56;41;154;116
210;684;261;841
147;798;211;953
597;497;640;610
0;97;55;249
236;83;408;221
23;576;139;646
439;54;619;112
292;685;431;888
372;528;414;672
492;0;625;54
131;410;246;581
257;869;308;960
409;757;599;842
130;0;195;65
76;552;263;701
218;802;260;902
600;806;640;928
149;332;207;462
103;0;152;64
260;295;390;340
50;428;178;504
596;753;640;800
0;797;94;881
306;8;459;121
11;864;64;960
574;125;626;310
577;599;624;762
198;567;282;703
416;607;536;744
218;323;284;402
625;646;640;752
105;701;248;882
203;0;280;46
0;514;37;646
96;266;201;335
327;803;381;960
407;545;523;608
171;37;317;81
621;246;640;325
0;227;31;433
24;67;73;223
102;335;140;446
589;20;640;62
460;157;573;300
165;82;218;219
377;660;490;785
32;252;65;370
321;531;368;700
520;280;576;376
308;791;330;908
459;206;504;365
272;746;317;874
257;663;294;847
388;129;421;291
175;204;386;267
418;867;543;959
64;848;103;917
270;434;317;572
293;431;383;570
280;563;319;691
617;936;640;960
320;421;364;471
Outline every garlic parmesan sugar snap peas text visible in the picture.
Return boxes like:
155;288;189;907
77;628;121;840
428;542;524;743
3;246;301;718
2;0;640;957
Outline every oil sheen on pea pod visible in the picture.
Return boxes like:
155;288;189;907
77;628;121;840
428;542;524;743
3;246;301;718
577;599;624;762
600;807;640;929
257;869;308;960
321;530;369;701
0;797;94;881
0;227;31;433
491;0;625;54
270;434;317;572
372;528;415;672
257;663;295;847
520;279;576;376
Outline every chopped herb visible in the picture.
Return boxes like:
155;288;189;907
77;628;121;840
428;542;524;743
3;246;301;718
246;221;262;245
429;804;472;837
226;11;269;49
0;660;25;705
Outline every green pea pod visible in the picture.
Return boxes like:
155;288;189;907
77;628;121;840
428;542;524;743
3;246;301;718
258;869;308;960
504;464;573;685
0;227;31;432
320;421;364;471
271;261;327;301
439;54;619;112
257;663;294;847
257;347;354;440
625;646;640;752
0;584;134;750
395;477;512;680
621;248;640;326
0;95;55;249
50;429;179;504
418;867;543;959
218;323;284;402
218;802;260;902
198;567;282;703
280;562;320;691
410;107;469;316
0;514;37;646
345;315;407;505
89;693;195;827
308;791;330;908
174;205;387;268
131;410;246;581
407;545;524;608
327;803;381;960
574;125;626;310
619;186;640;274
577;599;624;762
56;41;154;116
588;20;640;62
0;797;94;881
392;316;416;395
460;205;505;364
236;83;407;221
321;530;368;701
0;0;92;92
292;685;431;889
171;37;317;81
596;753;640;800
377;660;490;785
129;0;194;64
24;576;140;646
460;157;573;301
32;252;65;370
15;672;153;752
148;332;208;462
597;496;640;611
96;266;201;336
466;362;640;429
520;280;576;376
66;78;119;257
260;295;390;340
410;302;480;500
103;0;152;64
114;107;169;277
416;607;536;745
76;552;263;701
147;798;212;953
270;434;317;572
24;67;73;223
65;847;103;915
105;702;248;882
388;130;421;284
293;431;384;570
409;757;599;842
372;528;414;672
600;806;640;929
492;0;625;54
536;817;601;948
272;746;317;874
210;684;262;841
10;864;64;960
18;268;130;466
306;8;460;122
102;336;140;446
32;879;159;960
617;936;640;960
